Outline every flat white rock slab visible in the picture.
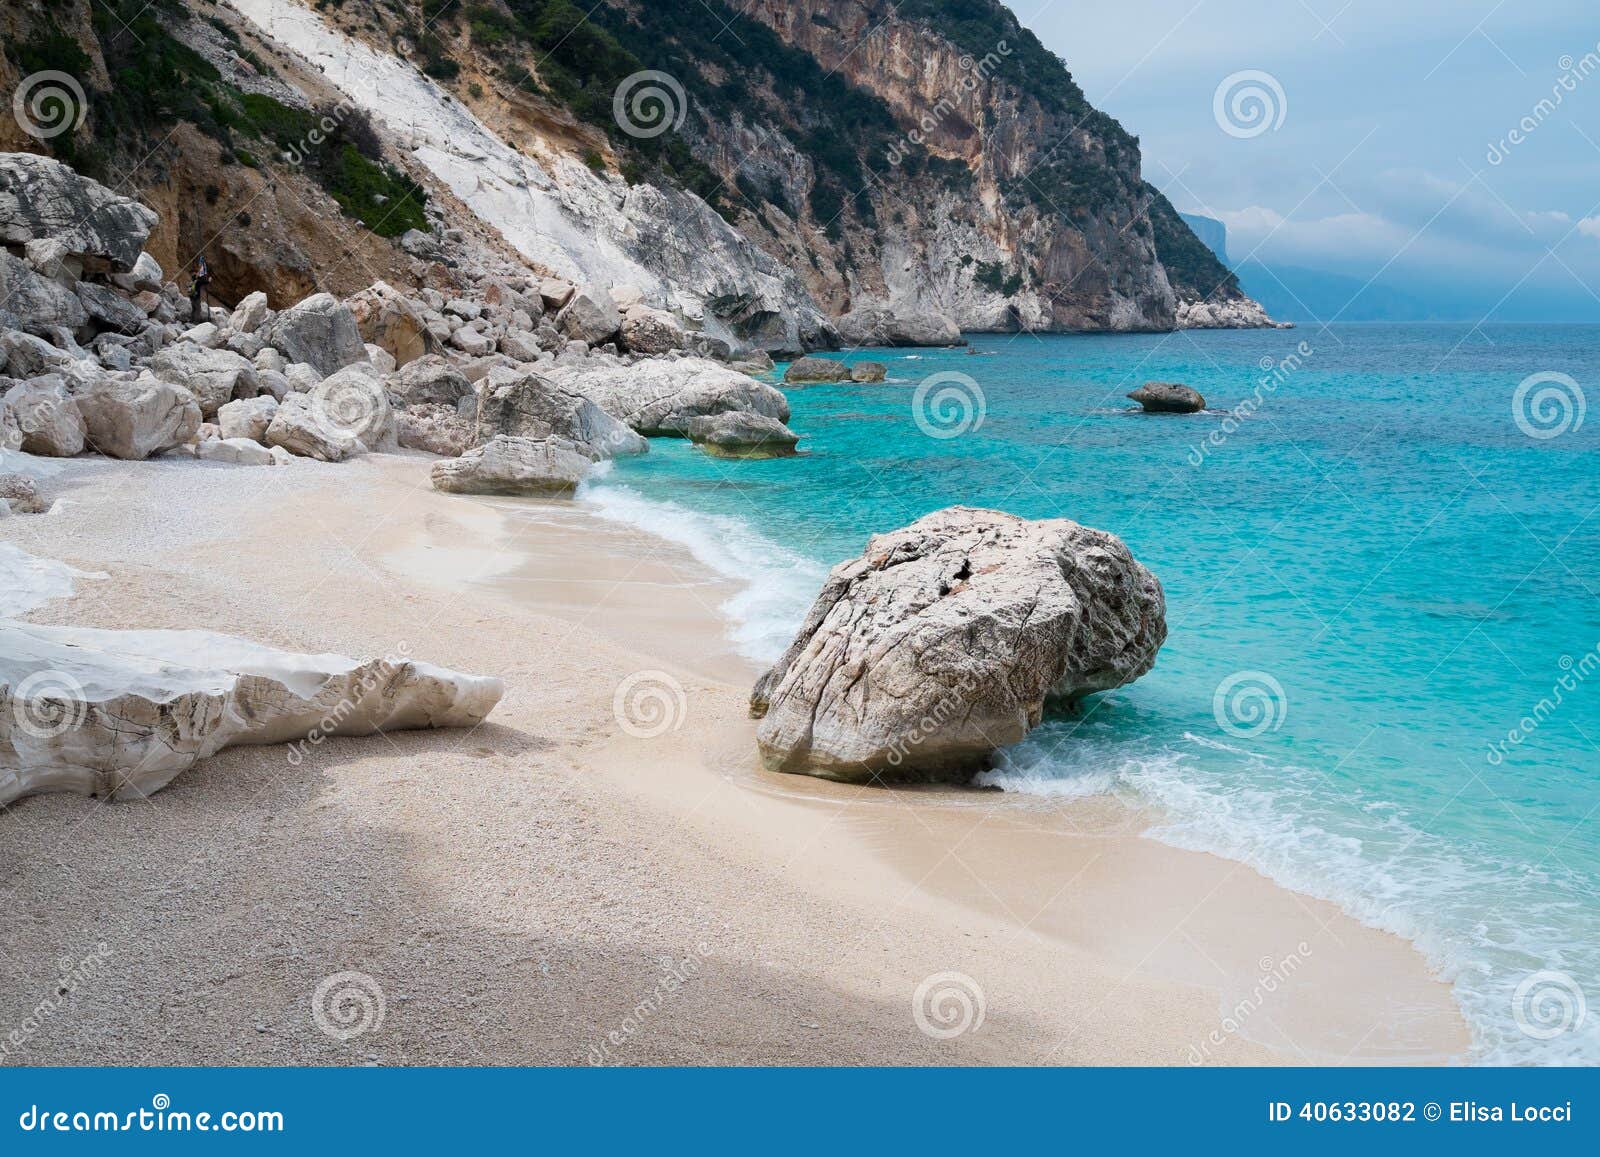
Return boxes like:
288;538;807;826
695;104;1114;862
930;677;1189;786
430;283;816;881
1;620;503;805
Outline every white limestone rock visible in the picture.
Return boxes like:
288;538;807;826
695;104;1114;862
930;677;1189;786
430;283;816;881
74;374;202;460
0;620;503;805
750;507;1167;782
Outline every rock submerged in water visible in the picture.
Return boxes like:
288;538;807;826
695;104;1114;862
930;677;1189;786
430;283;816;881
783;356;852;384
685;411;799;458
0;621;503;805
750;507;1166;783
1127;381;1205;413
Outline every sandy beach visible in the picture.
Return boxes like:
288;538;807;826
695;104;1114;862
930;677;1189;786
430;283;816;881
0;451;1471;1065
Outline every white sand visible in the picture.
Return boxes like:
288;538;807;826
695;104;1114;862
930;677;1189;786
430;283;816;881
0;451;1470;1064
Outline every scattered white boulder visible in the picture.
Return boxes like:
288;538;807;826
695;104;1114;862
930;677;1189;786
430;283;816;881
263;393;361;462
146;342;259;418
258;292;368;378
74;375;201;460
196;437;276;465
310;362;394;451
0;619;503;805
547;356;788;435
750;507;1167;782
430;434;595;495
229;291;271;334
4;376;86;456
216;394;279;442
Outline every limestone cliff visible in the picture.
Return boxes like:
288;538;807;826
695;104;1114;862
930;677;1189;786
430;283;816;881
1;0;1273;339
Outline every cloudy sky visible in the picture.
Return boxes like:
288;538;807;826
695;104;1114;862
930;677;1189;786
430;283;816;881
1017;0;1600;319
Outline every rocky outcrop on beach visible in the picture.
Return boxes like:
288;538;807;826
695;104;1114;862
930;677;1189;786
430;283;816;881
430;434;597;496
1128;382;1206;413
0;620;502;806
750;507;1167;782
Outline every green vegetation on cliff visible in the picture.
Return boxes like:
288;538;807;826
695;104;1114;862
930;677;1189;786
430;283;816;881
4;0;425;239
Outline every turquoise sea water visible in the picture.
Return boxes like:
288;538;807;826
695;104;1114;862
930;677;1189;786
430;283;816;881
580;324;1600;1064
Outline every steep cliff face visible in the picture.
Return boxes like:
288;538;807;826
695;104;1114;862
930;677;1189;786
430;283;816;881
576;0;1266;331
2;0;1270;338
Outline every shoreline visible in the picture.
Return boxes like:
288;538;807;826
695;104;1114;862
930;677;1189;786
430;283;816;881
0;452;1470;1064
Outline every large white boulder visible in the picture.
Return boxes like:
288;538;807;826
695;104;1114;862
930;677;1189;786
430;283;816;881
74;374;201;460
263;393;361;462
147;342;259;417
475;367;646;458
216;394;279;442
345;281;438;367
0;153;159;273
555;290;622;345
4;375;87;456
197;436;277;466
310;362;394;451
430;435;595;495
258;292;368;378
545;356;787;436
0;620;503;805
750;507;1167;782
0;254;88;334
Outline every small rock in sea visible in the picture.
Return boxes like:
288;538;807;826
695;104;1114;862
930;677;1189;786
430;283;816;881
1127;381;1205;413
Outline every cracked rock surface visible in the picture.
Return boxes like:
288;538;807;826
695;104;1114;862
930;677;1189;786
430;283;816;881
750;507;1166;782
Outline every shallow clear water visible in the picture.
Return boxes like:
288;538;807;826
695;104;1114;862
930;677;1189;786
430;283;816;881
581;323;1600;1063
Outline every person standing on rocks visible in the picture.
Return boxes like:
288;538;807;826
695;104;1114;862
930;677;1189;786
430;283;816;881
189;254;212;323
